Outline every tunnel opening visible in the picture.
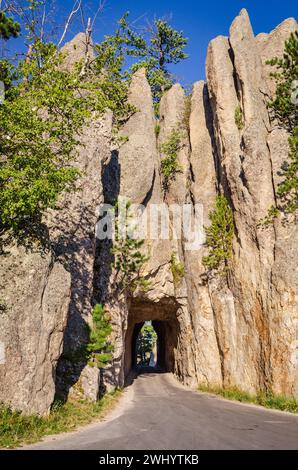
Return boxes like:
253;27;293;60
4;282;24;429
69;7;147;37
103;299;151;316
124;298;180;381
135;322;158;370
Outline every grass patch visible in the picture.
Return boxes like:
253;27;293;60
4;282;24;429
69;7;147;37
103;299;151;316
0;389;122;449
198;385;298;413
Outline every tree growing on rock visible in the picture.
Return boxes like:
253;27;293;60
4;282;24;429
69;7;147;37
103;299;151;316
264;31;298;219
86;304;113;368
104;12;188;112
202;195;234;275
111;198;150;294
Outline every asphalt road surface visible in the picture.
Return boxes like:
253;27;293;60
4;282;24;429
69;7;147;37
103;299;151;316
26;372;298;450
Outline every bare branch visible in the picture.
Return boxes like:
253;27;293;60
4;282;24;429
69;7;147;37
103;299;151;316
91;0;106;30
79;1;86;31
58;0;82;47
40;2;46;42
80;16;92;77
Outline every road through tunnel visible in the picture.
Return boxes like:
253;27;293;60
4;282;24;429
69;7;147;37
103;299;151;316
124;299;180;381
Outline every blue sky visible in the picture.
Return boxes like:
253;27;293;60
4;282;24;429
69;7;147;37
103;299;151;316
8;0;298;84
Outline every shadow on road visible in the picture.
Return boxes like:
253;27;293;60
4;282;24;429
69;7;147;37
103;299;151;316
125;365;165;386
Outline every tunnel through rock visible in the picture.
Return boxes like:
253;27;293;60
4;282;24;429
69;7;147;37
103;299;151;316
124;299;180;380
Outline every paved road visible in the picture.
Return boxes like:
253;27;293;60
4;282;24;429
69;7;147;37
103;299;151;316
27;372;298;450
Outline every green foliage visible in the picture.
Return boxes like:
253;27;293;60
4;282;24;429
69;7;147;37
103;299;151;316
202;196;234;274
0;11;20;40
137;323;157;366
0;59;17;92
198;384;298;413
106;12;188;110
0;390;122;448
86;304;113;368
266;31;298;217
114;134;129;146
267;31;298;131
183;95;192;130
0;11;20;104
155;123;161;138
160;130;182;192
93;38;135;125
275;125;298;214
234;105;244;130
0;42;86;238
0;298;7;312
170;253;185;286
258;205;280;226
112;199;150;293
0;7;187;245
0;29;133;243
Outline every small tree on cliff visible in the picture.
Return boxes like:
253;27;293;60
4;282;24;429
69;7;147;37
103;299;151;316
112;198;150;294
86;304;113;368
105;13;188;112
202;195;234;275
264;31;298;220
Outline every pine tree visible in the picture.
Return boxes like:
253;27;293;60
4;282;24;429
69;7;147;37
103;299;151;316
0;11;20;98
0;11;20;40
87;304;113;368
112;198;150;293
137;323;157;365
104;13;188;111
266;31;298;216
202;196;234;274
160;130;182;192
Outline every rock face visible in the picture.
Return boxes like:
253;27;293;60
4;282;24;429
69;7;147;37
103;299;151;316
0;37;113;414
0;246;71;415
205;9;297;396
60;32;90;71
53;111;113;401
0;10;297;415
117;68;158;204
99;9;297;397
103;9;297;396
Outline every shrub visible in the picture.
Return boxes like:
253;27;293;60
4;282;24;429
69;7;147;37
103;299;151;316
160;130;183;192
112;198;150;293
86;304;113;368
202;195;234;275
155;123;161;138
170;253;185;286
234;105;244;130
